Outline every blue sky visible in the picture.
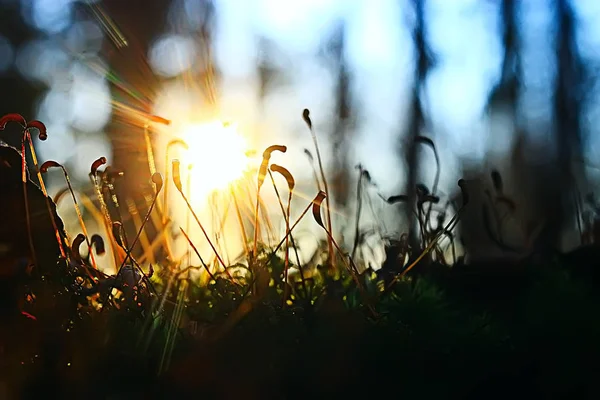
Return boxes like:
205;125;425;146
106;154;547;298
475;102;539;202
4;0;600;268
8;0;599;190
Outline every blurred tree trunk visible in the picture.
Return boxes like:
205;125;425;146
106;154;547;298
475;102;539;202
101;0;171;190
528;0;586;253
507;0;586;254
98;0;176;262
459;0;523;261
546;0;586;250
328;22;353;237
401;0;433;254
488;0;521;117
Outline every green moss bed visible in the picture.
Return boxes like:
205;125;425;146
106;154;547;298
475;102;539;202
2;250;600;399
1;135;599;399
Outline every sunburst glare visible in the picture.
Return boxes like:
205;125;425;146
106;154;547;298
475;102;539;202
178;121;251;201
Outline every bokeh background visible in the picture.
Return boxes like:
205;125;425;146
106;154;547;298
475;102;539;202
0;0;599;271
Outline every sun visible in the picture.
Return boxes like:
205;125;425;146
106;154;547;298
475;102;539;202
177;121;251;200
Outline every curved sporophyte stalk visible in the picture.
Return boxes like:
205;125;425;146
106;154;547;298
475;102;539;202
69;232;107;283
90;233;106;256
101;166;126;226
111;221;127;249
385;179;470;291
138;112;172;171
52;186;70;205
159;138;189;264
172;159;237;284
415;136;441;240
89;156;125;266
111;221;157;294
89;156;110;225
268;163;307;303
143;122;159;176
186;164;194;270
264;191;329;269
117;172;163;273
312;191;378;318
54;185;109;252
303;148;323;192
352;165;368;260
143;117;171;240
163;139;189;227
254;145;287;263
40;160;99;270
102;173;163;309
0;114;67;265
24;122;70;256
303;109;334;271
125;197;155;264
70;233;87;265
